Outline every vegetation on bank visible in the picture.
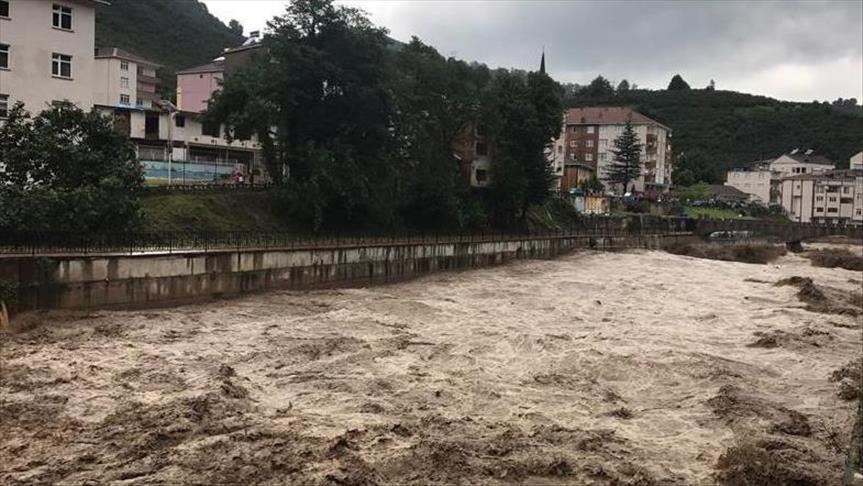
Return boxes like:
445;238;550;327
664;242;787;264
804;249;863;272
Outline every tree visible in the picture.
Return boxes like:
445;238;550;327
228;19;244;36
668;74;690;91
706;79;716;91
579;173;604;193
616;79;630;92
604;119;642;194
0;102;144;232
585;75;614;97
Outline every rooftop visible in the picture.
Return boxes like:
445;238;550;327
564;107;670;131
177;61;225;75
94;47;161;68
705;184;749;199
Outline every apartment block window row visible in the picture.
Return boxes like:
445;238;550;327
0;94;9;118
52;53;72;78
0;0;9;18
0;43;8;69
52;4;72;30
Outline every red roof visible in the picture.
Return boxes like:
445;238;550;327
564;107;670;131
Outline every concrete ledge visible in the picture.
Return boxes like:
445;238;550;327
2;233;695;313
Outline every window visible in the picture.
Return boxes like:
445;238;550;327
599;139;607;147
0;44;7;69
52;4;72;30
0;0;9;18
586;126;595;134
815;208;824;213
843;186;851;194
599;153;607;162
120;77;129;88
586;139;594;148
827;208;838;213
476;141;488;156
475;169;488;183
816;196;824;202
175;115;185;128
841;198;853;204
0;94;8;118
569;140;576;148
52;53;72;78
557;146;562;154
585;153;593;161
829;197;837;202
120;94;130;105
136;98;142;106
120;60;129;71
856;209;862;216
815;186;825;193
202;121;220;137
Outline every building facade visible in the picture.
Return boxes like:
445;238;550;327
725;150;835;205
850;151;863;171
176;60;224;113
93;47;161;110
0;0;102;115
781;170;863;225
554;107;672;193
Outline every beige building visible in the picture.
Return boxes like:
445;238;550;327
94;48;162;109
0;0;103;115
851;151;863;171
725;150;835;205
781;170;863;225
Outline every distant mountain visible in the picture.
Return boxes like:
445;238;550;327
95;0;243;98
565;89;863;183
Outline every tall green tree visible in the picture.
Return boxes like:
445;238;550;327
0;102;143;232
604;119;642;194
668;74;691;91
208;0;395;228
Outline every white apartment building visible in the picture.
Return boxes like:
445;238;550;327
781;170;863;225
725;149;835;205
555;107;672;193
851;151;863;171
93;47;161;110
0;0;103;116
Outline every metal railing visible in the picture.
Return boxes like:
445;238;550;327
0;216;697;256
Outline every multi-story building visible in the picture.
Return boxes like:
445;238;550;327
0;0;103;115
725;149;835;205
780;169;863;225
554;107;672;193
93;47;161;109
851;151;863;171
176;59;224;113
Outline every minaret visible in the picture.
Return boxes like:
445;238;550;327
540;49;546;74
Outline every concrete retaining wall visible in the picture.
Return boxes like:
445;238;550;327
1;233;693;313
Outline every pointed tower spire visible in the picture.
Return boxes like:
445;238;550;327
539;48;546;74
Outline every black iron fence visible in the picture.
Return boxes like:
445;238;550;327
0;216;696;256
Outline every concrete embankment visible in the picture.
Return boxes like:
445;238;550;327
0;233;693;314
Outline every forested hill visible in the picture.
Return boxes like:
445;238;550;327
565;89;863;183
95;0;243;97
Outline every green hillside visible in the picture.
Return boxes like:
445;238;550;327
95;0;243;98
565;89;863;183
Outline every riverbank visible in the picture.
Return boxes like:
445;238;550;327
1;248;860;484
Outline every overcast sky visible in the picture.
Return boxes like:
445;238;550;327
200;0;863;102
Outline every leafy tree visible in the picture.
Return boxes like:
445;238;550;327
604;119;642;194
228;19;244;36
616;79;630;92
668;74;690;91
0;102;144;232
585;75;615;97
706;79;716;91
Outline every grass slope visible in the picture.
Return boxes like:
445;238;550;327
140;193;289;232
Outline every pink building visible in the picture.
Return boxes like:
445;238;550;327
176;60;223;113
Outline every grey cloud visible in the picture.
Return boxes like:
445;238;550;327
367;0;862;99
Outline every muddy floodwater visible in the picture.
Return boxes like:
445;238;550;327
1;249;861;485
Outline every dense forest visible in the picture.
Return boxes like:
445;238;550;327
94;0;244;97
563;78;863;183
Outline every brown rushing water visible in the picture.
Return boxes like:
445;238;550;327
1;248;861;485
